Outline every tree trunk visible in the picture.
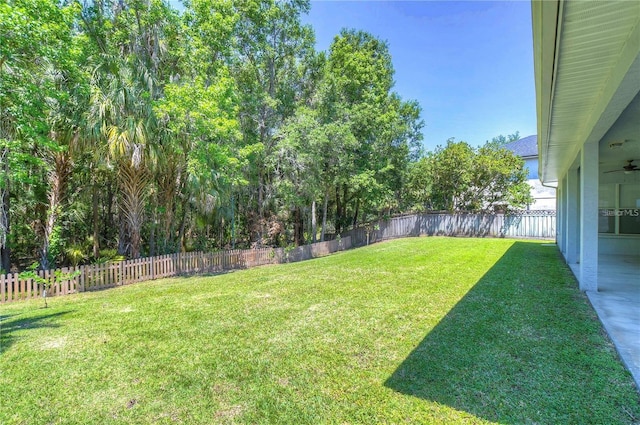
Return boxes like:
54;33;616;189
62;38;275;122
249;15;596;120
149;205;157;257
352;197;360;230
41;209;58;270
105;182;114;243
343;184;349;227
218;217;223;248
158;162;179;253
335;184;342;235
118;208;128;256
92;182;100;259
0;156;10;272
41;152;71;269
311;200;317;243
320;190;328;242
257;169;265;245
293;206;304;246
177;190;190;253
119;161;147;259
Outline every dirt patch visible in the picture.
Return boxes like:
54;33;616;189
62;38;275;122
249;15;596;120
214;404;245;419
40;336;67;350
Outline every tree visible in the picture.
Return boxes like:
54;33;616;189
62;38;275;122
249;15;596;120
1;0;83;270
232;0;315;245
428;139;475;211
404;156;433;212
271;108;317;245
40;37;92;269
467;143;532;211
272;104;358;244
152;0;242;253
19;265;80;308
154;75;242;252
425;139;532;212
89;58;157;259
322;29;423;232
486;131;520;147
84;0;186;258
1;0;430;270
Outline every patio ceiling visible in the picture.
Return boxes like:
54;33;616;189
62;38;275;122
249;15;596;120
532;0;640;186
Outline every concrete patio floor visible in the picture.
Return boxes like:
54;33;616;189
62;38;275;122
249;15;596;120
578;255;640;390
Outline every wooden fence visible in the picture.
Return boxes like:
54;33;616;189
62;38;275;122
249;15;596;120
1;237;352;304
339;212;556;247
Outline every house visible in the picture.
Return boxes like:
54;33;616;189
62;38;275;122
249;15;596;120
503;135;556;210
532;0;640;385
532;0;640;291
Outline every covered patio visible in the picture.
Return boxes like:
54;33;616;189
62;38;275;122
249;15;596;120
580;255;640;388
532;0;640;387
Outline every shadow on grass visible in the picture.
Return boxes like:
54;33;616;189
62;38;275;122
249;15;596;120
384;242;640;424
0;310;73;355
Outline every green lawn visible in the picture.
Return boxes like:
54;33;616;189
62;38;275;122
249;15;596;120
1;238;638;424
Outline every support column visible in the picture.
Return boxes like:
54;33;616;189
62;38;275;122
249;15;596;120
566;167;579;265
561;174;569;256
556;180;564;253
579;141;598;291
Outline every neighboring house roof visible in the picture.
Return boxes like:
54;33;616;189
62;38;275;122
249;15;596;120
503;135;537;158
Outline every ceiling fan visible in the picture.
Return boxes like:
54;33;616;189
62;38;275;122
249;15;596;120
604;159;639;174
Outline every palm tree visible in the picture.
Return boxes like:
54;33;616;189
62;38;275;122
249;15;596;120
89;61;155;259
40;63;92;269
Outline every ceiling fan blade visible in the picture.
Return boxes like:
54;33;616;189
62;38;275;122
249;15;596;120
603;160;639;173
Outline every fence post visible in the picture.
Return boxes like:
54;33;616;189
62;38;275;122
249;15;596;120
18;272;25;300
7;273;13;302
79;265;85;292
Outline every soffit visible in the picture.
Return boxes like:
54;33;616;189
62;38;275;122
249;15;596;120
599;92;640;167
534;0;640;185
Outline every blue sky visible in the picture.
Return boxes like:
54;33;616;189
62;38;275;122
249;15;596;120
302;1;537;152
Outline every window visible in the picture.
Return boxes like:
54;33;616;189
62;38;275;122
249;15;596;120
619;185;640;234
598;184;640;235
598;184;615;233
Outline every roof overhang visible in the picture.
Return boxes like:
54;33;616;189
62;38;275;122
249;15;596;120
532;0;640;186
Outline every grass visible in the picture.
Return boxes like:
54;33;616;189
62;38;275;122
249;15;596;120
1;237;639;424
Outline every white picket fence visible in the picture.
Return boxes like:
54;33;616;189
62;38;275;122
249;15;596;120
1;237;352;304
